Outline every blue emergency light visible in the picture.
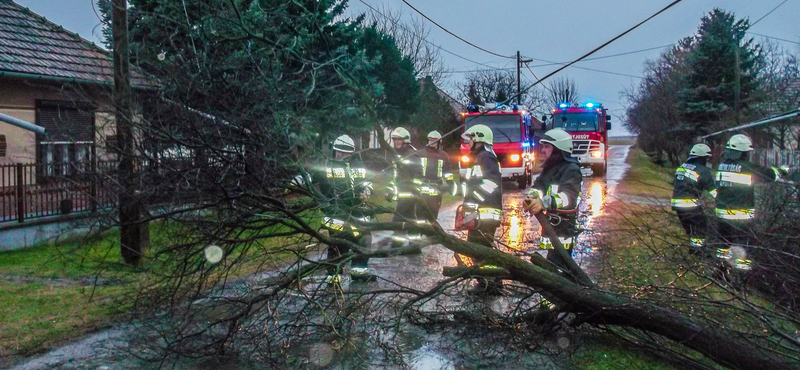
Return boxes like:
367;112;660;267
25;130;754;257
585;102;595;108
558;103;569;109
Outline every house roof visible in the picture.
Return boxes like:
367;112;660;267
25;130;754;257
0;0;151;87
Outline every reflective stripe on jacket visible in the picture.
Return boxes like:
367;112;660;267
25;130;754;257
672;158;716;206
715;158;778;219
463;146;503;214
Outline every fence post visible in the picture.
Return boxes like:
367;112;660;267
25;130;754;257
16;163;24;223
91;145;97;213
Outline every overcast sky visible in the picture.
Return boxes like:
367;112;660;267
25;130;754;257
15;0;800;136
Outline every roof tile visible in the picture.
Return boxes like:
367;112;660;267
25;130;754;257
0;0;153;87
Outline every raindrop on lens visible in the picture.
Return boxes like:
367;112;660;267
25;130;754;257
204;245;224;264
307;342;334;367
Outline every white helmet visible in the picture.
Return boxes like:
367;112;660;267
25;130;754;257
726;134;753;152
390;127;411;143
540;128;573;153
332;134;355;153
427;130;442;140
689;143;712;158
462;124;493;145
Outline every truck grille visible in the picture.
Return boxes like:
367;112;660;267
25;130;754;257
573;140;601;155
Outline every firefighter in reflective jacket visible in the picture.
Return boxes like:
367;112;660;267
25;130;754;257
715;134;788;271
318;135;376;283
523;129;582;256
458;124;503;294
671;144;716;253
415;130;456;222
387;127;424;247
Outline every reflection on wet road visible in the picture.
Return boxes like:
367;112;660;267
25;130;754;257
369;145;632;295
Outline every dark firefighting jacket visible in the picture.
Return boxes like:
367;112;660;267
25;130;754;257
462;145;503;223
528;152;582;243
415;146;455;197
715;157;780;221
389;145;423;201
317;158;373;236
671;157;717;209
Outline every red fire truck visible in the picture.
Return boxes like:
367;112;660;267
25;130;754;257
459;103;535;188
545;102;612;175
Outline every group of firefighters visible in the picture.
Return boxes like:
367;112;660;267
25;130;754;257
313;123;788;292
671;134;791;274
315;124;584;294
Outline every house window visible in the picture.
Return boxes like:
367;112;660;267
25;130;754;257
0;135;6;157
35;100;96;178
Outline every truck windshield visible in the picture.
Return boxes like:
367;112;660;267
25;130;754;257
463;115;521;143
552;113;599;132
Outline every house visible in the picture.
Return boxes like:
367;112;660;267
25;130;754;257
0;0;151;171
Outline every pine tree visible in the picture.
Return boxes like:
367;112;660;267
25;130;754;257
680;8;761;135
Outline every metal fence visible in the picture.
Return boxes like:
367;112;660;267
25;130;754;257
753;149;800;168
0;161;115;223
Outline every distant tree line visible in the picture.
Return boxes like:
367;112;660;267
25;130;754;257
624;8;800;165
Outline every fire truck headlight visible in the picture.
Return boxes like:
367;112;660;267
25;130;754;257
510;154;521;162
461;155;470;163
591;151;603;158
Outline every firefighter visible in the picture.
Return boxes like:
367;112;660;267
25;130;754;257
523;128;583;257
459;124;504;294
415;130;456;222
386;127;423;248
318;135;376;284
671;143;716;254
715;134;788;272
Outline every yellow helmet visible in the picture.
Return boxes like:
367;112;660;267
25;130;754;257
390;127;411;143
462;124;493;145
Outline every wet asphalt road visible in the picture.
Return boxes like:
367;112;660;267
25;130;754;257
362;145;632;295
12;146;632;370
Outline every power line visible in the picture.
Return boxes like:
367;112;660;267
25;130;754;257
411;0;686;155
398;0;515;59
441;43;671;76
513;0;685;104
524;63;556;95
748;32;800;46
750;0;790;27
356;0;506;70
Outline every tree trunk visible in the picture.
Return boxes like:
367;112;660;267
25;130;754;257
113;0;149;265
436;233;797;370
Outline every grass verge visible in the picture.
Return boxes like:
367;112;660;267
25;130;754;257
614;146;673;198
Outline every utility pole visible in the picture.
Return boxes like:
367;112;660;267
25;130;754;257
734;32;741;126
112;0;149;265
516;51;532;105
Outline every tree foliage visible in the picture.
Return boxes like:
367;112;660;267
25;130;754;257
457;69;550;117
81;2;800;369
624;8;792;164
367;5;448;86
547;76;581;108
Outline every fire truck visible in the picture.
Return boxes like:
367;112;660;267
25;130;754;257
459;103;535;188
545;102;612;175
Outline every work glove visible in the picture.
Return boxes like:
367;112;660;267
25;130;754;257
524;196;544;214
779;165;791;177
